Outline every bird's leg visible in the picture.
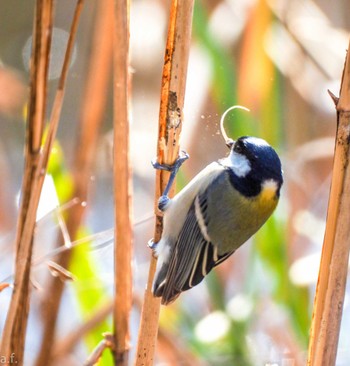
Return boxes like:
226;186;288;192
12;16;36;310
147;239;159;257
152;150;189;211
148;151;189;253
148;238;157;251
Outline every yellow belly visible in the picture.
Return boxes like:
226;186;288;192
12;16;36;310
253;179;279;213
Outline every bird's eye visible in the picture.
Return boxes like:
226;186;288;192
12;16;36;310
234;142;243;154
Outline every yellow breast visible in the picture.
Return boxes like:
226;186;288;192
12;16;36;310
255;179;279;212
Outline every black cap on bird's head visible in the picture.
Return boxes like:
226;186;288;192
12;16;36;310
224;136;283;198
218;106;283;197
233;136;282;181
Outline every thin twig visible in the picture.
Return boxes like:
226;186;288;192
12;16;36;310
307;38;350;365
34;1;113;364
0;1;54;362
112;0;132;365
83;333;116;366
134;1;194;365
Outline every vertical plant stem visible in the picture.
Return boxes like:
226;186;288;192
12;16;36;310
34;1;113;364
134;1;194;365
2;0;84;363
2;0;83;361
112;0;132;365
27;0;53;155
0;1;53;362
307;38;350;365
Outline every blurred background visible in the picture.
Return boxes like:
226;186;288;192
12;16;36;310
0;0;350;365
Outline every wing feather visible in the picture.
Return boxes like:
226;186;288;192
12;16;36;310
154;168;275;304
158;195;233;304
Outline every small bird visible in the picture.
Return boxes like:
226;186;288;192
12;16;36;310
151;107;283;305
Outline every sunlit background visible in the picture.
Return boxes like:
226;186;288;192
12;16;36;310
0;0;349;365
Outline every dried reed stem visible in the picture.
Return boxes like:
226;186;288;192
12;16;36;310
112;0;133;365
34;1;113;364
307;38;350;365
2;0;83;360
0;1;53;362
134;1;194;365
27;0;53;153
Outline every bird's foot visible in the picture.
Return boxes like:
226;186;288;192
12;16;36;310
148;238;158;257
151;151;189;211
151;150;189;174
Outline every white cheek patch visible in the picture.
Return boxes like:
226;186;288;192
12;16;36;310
260;179;279;201
262;179;278;191
227;151;251;177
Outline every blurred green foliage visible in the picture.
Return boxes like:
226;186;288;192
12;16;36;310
255;216;310;346
70;229;113;365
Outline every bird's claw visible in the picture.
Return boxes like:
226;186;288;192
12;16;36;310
151;150;189;173
151;150;189;211
148;239;158;257
158;195;170;211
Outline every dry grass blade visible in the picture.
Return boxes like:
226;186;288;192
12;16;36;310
307;38;350;365
34;1;113;364
0;283;11;292
46;260;76;282
83;333;116;366
134;1;194;365
0;1;53;362
112;0;133;365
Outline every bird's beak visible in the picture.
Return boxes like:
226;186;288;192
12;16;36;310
226;138;235;149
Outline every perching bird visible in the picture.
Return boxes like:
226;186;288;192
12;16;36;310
151;107;283;305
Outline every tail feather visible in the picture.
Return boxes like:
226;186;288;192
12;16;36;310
152;241;234;305
152;263;168;297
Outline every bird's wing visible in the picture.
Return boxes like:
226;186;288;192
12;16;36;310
158;191;234;305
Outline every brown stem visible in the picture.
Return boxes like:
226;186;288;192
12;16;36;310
0;1;53;362
134;1;194;365
27;0;53;154
307;38;350;365
2;0;83;359
112;0;133;365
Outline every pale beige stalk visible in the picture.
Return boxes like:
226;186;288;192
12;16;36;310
308;38;350;365
112;0;133;365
